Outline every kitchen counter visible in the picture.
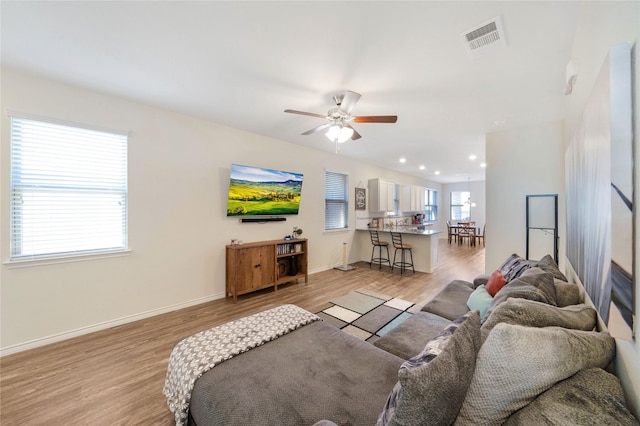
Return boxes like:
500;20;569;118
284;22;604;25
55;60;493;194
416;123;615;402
356;226;440;236
354;227;441;273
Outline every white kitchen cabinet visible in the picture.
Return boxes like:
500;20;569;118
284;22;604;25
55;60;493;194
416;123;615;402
401;185;426;212
368;178;396;212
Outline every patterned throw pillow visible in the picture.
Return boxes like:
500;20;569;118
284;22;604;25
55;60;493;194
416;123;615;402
377;310;481;426
498;253;538;282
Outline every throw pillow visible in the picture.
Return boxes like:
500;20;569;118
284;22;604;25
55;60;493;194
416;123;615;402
455;324;615;426
485;267;558;320
466;285;493;321
518;267;558;304
503;368;639;426
537;254;568;281
498;253;537;282
480;298;597;345
554;278;581;307
377;310;481;426
485;270;507;297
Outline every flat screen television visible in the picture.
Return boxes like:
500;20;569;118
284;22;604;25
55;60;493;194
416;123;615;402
226;164;303;217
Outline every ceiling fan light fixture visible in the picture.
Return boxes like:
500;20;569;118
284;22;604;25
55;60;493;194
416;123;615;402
325;124;353;143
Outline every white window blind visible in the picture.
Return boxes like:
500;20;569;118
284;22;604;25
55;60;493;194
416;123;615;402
450;191;470;221
10;116;128;260
424;189;438;221
324;171;348;230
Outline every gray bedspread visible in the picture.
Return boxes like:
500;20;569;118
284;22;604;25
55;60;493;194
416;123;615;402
189;320;404;426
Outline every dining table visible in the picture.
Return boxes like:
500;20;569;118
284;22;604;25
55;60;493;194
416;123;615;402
451;222;477;246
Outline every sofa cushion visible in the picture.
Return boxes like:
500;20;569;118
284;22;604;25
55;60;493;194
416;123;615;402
486;267;557;320
485;270;507;296
503;368;639;426
498;253;538;281
421;280;474;321
472;273;490;288
480;298;597;344
374;311;451;360
536;254;568;281
455;324;615;426
554;278;581;307
466;285;492;320
377;310;481;426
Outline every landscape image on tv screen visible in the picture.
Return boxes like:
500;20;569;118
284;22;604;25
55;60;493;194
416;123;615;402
226;164;303;216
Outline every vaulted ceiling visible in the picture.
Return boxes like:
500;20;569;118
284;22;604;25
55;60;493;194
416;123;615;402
1;1;581;183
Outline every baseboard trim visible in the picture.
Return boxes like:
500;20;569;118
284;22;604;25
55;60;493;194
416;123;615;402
0;292;225;357
2;264;355;356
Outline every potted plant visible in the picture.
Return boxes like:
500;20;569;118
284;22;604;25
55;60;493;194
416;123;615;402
292;227;303;239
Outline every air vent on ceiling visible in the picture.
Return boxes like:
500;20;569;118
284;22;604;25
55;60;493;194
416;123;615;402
461;16;507;58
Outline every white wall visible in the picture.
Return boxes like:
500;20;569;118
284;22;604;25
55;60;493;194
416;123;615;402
564;1;640;416
485;121;566;272
0;69;440;354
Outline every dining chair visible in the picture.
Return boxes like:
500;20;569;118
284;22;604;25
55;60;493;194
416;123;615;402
475;224;486;247
457;222;475;246
390;232;415;274
369;230;391;269
446;220;457;244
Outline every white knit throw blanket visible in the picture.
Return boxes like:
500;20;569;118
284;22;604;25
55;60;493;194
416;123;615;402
163;304;320;426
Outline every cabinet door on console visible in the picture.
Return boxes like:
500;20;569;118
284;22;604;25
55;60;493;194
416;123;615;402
236;246;275;292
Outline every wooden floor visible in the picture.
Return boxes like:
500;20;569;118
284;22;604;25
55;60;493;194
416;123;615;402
0;239;484;425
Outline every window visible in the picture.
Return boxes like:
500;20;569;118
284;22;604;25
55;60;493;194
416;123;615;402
10;116;128;260
324;170;348;230
424;189;438;221
450;191;470;221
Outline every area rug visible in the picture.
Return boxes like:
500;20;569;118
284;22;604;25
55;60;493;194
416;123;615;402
313;289;420;344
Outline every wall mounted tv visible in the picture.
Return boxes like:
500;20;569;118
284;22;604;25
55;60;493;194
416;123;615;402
226;164;303;217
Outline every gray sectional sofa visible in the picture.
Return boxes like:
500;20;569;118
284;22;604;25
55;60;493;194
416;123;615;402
166;253;639;426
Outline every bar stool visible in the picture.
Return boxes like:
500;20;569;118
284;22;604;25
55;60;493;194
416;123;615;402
391;232;415;274
369;230;391;269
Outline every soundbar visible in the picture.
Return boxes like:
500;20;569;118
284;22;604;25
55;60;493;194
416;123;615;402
240;217;287;223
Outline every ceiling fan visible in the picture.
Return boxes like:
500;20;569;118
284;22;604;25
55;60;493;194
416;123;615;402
284;91;397;150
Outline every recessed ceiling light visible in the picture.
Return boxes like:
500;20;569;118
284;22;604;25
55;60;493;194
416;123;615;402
469;154;477;160
419;165;426;170
480;162;487;168
435;171;440;175
399;157;407;163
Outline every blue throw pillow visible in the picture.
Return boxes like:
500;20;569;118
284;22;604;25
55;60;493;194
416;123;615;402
467;285;493;320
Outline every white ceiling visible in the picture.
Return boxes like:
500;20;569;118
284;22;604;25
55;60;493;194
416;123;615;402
1;1;581;183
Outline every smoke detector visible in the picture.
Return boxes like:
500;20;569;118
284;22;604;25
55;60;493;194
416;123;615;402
461;16;507;58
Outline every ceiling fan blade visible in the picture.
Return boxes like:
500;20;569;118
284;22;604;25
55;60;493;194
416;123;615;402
353;115;398;123
345;124;362;140
284;109;327;119
338;91;361;115
301;122;332;135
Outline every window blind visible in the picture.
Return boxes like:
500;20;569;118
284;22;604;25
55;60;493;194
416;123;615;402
425;189;438;221
324;171;348;230
450;191;470;221
10;116;128;260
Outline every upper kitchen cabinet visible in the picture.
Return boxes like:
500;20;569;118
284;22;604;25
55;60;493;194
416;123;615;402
368;178;397;213
401;185;426;212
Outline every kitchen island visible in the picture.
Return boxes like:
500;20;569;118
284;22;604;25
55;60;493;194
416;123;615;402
354;227;441;273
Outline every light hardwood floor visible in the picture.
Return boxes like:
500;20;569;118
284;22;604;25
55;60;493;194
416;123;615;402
0;239;484;425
